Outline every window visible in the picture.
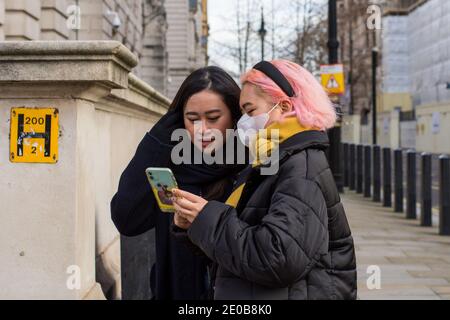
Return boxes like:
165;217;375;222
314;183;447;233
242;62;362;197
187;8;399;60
189;0;198;13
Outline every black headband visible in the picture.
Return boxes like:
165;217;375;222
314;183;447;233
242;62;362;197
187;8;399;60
253;61;295;97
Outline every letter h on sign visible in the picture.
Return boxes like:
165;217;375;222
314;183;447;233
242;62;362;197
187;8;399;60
10;108;59;164
17;113;52;157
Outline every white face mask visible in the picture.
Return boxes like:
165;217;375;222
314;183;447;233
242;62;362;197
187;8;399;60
237;103;279;147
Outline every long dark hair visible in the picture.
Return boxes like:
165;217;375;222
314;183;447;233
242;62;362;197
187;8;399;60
169;66;242;121
169;66;243;201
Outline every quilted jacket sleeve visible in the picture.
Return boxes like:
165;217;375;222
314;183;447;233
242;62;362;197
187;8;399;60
187;168;329;288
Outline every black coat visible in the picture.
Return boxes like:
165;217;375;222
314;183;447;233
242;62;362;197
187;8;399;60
187;130;357;300
110;111;241;300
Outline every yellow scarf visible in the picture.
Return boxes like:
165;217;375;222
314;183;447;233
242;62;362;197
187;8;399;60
226;117;316;208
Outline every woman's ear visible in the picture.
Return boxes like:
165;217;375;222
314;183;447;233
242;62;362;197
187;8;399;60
280;100;293;114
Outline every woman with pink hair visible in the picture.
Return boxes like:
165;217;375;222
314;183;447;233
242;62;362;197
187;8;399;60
172;60;357;300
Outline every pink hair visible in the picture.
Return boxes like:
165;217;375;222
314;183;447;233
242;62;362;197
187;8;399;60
240;60;336;130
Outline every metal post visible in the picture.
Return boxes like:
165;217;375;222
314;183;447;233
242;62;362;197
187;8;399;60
357;144;363;194
383;147;392;207
364;145;372;198
421;153;432;227
406;150;417;219
372;48;378;145
258;7;267;61
327;0;343;193
343;143;349;187
394;149;403;213
327;0;339;64
373;145;381;202
439;155;450;236
349;144;356;190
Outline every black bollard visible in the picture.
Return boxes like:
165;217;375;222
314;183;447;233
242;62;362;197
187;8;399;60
421;153;432;227
406;150;417;220
394;149;403;213
343;143;349;187
349;144;356;190
383;148;392;207
439;155;450;236
373;145;381;202
364;145;372;198
356;145;363;194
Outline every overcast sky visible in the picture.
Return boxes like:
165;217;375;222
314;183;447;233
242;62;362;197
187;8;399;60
207;0;327;78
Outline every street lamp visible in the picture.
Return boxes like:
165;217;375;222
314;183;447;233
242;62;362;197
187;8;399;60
258;6;267;61
327;0;344;192
327;0;339;64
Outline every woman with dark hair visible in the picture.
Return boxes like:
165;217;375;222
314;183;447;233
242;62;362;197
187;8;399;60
110;66;245;300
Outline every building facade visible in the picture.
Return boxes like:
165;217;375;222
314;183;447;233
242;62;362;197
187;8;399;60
165;0;208;98
0;0;209;98
340;0;450;153
337;0;422;118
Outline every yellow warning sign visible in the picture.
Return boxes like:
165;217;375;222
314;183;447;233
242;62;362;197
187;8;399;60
320;64;345;95
10;108;59;163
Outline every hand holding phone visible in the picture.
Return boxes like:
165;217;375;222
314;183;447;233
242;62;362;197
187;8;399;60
145;167;178;213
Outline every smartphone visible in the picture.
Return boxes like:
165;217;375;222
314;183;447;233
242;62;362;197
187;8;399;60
145;167;178;213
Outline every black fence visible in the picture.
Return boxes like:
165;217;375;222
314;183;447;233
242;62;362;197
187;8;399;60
342;143;450;236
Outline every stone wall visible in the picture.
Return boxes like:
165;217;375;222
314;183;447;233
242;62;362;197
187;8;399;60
0;0;173;97
141;0;168;96
77;0;143;62
0;41;170;299
165;0;207;99
416;102;450;154
40;0;75;40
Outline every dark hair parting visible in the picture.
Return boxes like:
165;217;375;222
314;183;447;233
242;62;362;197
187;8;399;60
169;66;242;123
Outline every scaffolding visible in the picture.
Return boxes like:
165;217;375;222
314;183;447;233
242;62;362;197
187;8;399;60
382;0;450;107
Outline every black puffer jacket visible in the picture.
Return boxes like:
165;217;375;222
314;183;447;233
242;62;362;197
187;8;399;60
187;130;357;300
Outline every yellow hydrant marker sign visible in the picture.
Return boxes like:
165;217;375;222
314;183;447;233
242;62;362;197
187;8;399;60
10;108;59;163
320;64;345;95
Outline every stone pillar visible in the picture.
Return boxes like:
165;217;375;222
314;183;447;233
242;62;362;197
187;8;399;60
0;41;138;299
0;0;5;40
4;0;41;40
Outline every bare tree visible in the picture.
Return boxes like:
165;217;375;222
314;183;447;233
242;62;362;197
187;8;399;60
209;0;261;77
209;0;329;78
338;0;376;116
278;0;328;76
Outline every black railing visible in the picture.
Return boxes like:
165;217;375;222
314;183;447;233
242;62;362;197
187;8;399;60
342;143;450;236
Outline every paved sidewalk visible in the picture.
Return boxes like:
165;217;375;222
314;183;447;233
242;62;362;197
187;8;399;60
342;190;450;300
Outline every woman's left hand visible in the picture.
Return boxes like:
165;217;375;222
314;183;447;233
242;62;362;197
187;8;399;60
172;189;208;224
